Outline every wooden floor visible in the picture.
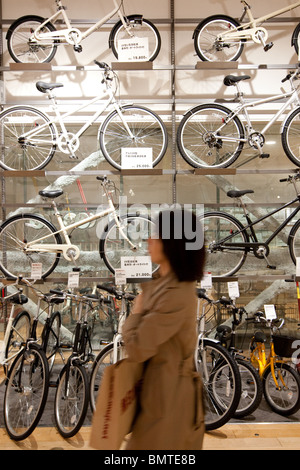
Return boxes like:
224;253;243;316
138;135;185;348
0;423;300;450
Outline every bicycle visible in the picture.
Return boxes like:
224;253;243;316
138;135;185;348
213;295;263;418
177;69;300;169
0;175;157;279
90;283;135;413
201;172;300;277
248;311;300;416
53;288;103;438
6;0;161;64
0;61;168;171
195;288;242;430
193;0;300;62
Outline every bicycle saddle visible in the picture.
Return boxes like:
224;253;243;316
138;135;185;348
8;293;28;305
223;75;251;87
36;81;64;93
254;331;267;343
227;190;254;198
39;190;63;199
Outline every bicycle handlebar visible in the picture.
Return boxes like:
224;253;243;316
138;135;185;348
97;284;136;301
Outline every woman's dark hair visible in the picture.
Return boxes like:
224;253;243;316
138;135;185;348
156;209;205;282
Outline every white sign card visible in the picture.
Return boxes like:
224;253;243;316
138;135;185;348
296;257;300;277
31;263;42;280
264;304;277;320
121;256;152;279
115;268;127;286
118;37;149;62
227;281;240;299
201;272;212;289
121;148;153;170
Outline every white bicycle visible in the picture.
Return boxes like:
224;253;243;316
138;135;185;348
0;176;157;279
0;61;168;172
6;0;161;64
194;0;300;62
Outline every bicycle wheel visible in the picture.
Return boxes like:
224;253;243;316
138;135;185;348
54;362;90;438
263;363;300;416
0;106;57;171
288;219;300;265
7;15;58;63
177;104;244;169
109;16;161;62
194;15;244;62
0;214;62;279
99;105;168;170
200;212;248;277
292;23;300;57
4;344;49;441
196;338;241;431
90;342;126;412
100;214;159;275
234;358;263;418
282;107;300;167
5;310;31;364
42;311;61;372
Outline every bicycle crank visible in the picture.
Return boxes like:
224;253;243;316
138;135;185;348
58;133;80;156
253;244;276;270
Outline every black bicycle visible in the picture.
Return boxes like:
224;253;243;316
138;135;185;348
201;172;300;277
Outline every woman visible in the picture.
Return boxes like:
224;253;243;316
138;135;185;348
122;209;206;450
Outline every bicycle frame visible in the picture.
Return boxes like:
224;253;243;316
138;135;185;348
251;339;287;389
216;80;300;145
32;0;131;46
219;1;300;44
19;80;134;156
0;295;24;366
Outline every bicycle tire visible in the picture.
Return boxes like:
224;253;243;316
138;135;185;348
7;15;58;64
200;211;249;277
90;342;126;413
193;15;244;62
109;16;161;62
263;362;300;416
99;105;168;170
0;106;57;171
234;358;263;418
196;338;241;431
99;213;159;275
42;311;61;372
0;214;62;279
282;107;300;167
292;23;300;57
54;362;90;438
5;310;31;363
177;104;244;169
3;344;49;441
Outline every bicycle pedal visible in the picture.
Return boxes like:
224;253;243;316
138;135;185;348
267;264;276;270
69;155;78;160
60;343;72;349
264;42;274;52
73;45;83;53
260;153;270;159
49;381;58;388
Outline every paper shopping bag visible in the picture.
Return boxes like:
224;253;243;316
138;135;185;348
90;358;143;450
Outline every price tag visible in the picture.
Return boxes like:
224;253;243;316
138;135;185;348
118;37;149;62
121;148;153;169
121;256;152;279
201;272;212;289
264;304;277;320
115;269;127;286
227;281;240;299
68;271;79;288
31;263;42;280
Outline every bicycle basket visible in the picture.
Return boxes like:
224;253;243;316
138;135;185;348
273;335;298;358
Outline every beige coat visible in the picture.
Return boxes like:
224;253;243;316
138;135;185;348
122;272;205;450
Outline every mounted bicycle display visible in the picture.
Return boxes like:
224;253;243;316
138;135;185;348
177;69;300;169
6;0;161;63
193;0;300;62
